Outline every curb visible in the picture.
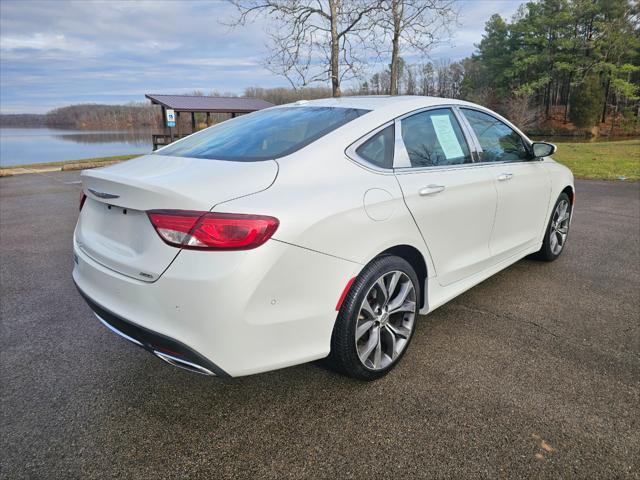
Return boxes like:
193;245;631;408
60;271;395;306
0;160;124;177
61;160;122;171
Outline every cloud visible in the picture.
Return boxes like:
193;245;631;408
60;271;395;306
3;33;76;51
0;0;279;113
1;0;523;113
168;58;261;68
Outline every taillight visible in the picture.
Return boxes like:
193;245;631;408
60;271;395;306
147;210;279;250
79;192;87;211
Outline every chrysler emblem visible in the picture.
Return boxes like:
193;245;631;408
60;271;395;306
88;189;120;199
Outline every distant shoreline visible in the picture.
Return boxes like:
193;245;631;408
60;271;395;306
0;154;139;177
0;113;47;128
1;139;638;181
0;104;160;130
1;121;638;141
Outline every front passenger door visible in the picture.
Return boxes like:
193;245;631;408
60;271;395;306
461;108;551;261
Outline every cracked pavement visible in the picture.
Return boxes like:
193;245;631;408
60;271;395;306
1;172;639;479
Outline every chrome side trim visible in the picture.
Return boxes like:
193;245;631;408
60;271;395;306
96;314;143;347
153;351;215;376
393;103;472;123
393;159;531;175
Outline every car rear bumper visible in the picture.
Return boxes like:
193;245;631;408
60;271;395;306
75;284;228;376
73;237;360;377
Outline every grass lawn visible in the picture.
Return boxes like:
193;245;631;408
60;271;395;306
552;139;640;181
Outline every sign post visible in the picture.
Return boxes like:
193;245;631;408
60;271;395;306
166;109;176;142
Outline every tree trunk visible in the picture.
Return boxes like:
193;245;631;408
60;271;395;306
389;0;401;95
609;101;617;135
329;0;341;97
601;74;611;124
545;82;551;118
564;74;572;123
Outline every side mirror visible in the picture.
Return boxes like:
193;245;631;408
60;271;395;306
532;142;557;158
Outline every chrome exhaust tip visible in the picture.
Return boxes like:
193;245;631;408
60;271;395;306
95;313;216;376
152;350;216;376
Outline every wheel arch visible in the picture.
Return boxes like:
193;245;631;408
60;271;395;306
561;185;574;205
378;244;429;311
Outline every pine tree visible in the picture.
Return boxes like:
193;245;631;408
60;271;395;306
569;75;605;128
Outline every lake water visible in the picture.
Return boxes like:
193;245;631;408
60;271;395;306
1;127;634;168
0;128;153;167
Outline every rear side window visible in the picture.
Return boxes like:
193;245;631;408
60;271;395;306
461;108;529;163
400;108;472;167
157;106;369;161
355;125;394;169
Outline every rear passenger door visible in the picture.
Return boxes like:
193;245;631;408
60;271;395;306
460;108;551;260
393;108;498;287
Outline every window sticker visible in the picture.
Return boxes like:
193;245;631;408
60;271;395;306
430;114;464;159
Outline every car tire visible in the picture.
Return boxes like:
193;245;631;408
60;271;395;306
533;192;572;262
328;255;420;381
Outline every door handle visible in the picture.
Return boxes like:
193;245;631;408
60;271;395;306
497;173;514;181
419;184;445;196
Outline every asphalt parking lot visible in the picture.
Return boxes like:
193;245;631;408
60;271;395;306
1;170;639;479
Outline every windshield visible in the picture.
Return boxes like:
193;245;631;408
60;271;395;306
156;106;369;161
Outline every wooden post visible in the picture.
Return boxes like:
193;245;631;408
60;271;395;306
160;105;167;149
176;111;181;137
231;112;236;119
191;112;196;132
206;112;211;126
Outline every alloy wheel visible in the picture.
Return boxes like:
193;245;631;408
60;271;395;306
550;199;571;255
355;271;416;370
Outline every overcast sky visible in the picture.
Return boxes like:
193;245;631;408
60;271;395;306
0;0;521;114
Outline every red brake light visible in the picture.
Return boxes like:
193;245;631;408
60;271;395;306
147;210;279;250
79;192;87;211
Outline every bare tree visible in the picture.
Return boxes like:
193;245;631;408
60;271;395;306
404;63;416;95
502;93;541;130
419;62;436;96
230;1;382;97
244;85;333;104
373;0;458;95
357;57;466;98
436;58;450;97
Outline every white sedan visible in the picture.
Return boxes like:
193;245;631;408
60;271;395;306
73;96;574;380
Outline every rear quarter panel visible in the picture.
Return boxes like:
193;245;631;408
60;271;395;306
212;137;435;276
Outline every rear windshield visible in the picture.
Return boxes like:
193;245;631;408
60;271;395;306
156;106;369;161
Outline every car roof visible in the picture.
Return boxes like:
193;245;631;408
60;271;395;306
271;94;534;158
283;95;476;112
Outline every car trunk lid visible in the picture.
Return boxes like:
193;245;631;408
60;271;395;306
76;154;278;282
